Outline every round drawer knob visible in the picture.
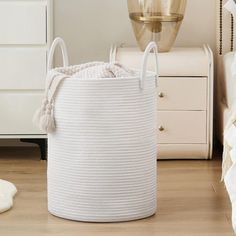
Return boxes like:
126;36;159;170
158;92;164;98
159;126;165;132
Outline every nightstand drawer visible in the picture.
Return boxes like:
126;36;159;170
0;48;47;90
157;111;206;144
157;77;207;110
0;92;44;134
0;2;46;44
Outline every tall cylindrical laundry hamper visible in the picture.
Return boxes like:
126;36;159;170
47;38;158;222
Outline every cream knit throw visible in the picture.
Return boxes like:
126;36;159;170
33;62;136;133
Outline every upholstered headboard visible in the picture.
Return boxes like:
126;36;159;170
216;0;235;139
216;0;235;101
217;0;235;56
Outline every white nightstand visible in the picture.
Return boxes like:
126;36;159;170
113;45;214;159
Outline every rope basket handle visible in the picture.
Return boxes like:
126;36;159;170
34;38;70;133
109;44;117;63
140;41;159;90
47;37;69;71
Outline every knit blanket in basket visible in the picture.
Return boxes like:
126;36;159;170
33;62;136;133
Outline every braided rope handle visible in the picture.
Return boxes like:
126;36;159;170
109;44;117;63
140;42;159;90
47;37;69;71
34;38;70;133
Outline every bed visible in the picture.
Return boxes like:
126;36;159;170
218;52;236;143
216;0;236;143
218;1;236;234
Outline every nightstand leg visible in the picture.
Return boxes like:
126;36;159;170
20;139;47;160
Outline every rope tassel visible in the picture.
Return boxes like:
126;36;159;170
39;102;56;133
33;72;68;134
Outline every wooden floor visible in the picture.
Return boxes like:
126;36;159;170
0;147;234;236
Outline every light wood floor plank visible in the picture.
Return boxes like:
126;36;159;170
0;147;234;236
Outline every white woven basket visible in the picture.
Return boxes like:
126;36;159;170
47;38;158;222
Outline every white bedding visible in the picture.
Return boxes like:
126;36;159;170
222;51;236;109
218;102;230;144
222;51;236;235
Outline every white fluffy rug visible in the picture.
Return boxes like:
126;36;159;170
0;179;17;213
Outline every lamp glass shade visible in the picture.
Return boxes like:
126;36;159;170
127;0;187;52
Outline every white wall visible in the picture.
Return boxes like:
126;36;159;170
175;0;216;49
54;0;216;64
